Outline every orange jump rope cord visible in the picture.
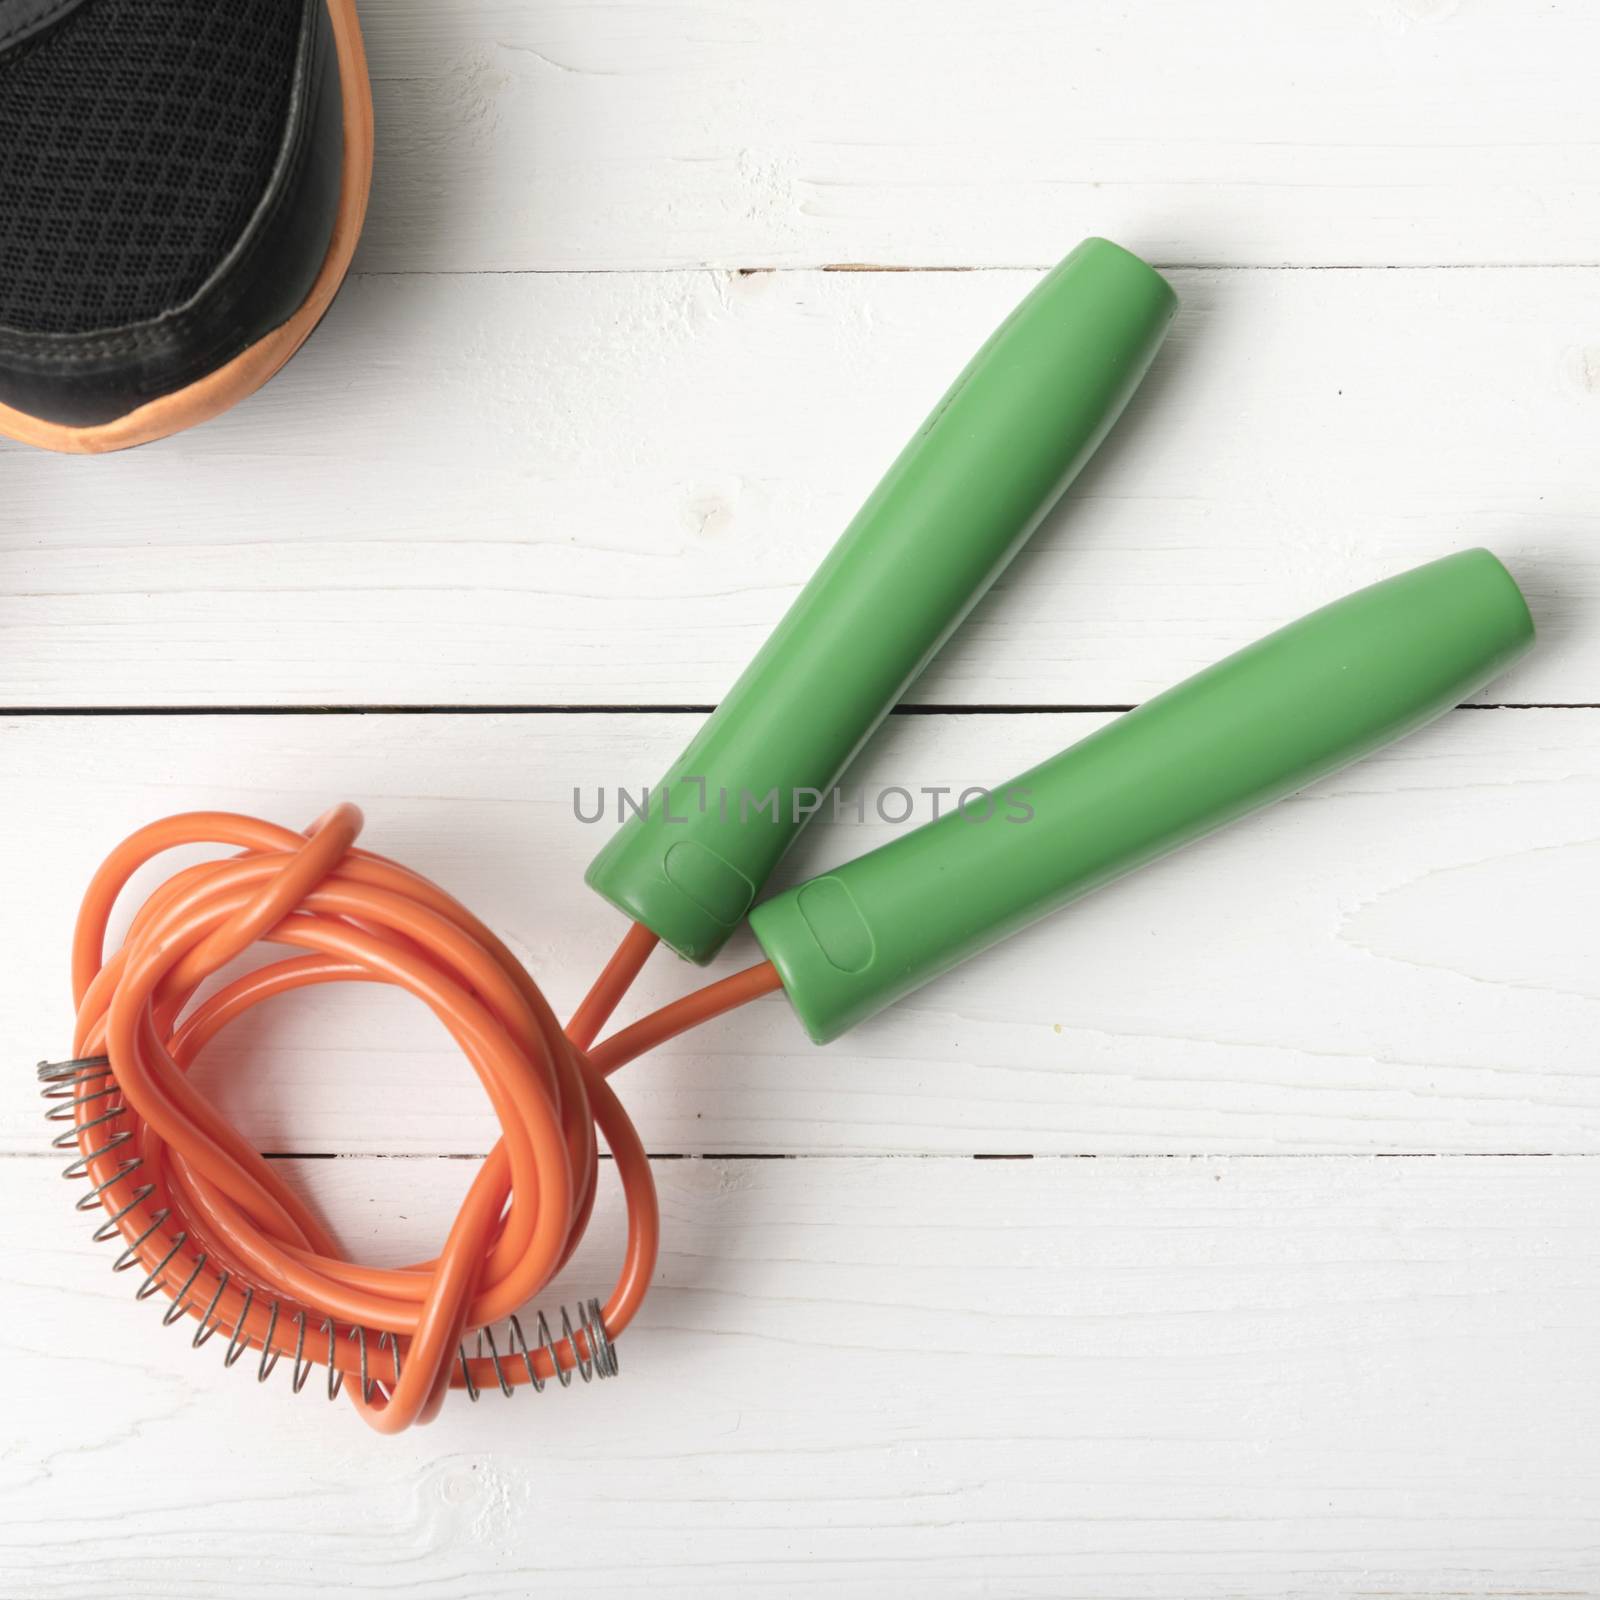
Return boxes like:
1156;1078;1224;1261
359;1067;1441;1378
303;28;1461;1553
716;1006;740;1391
62;804;780;1433
567;920;660;1052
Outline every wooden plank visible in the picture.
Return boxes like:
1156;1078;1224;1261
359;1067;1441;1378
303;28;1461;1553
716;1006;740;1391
349;0;1600;271
6;1152;1600;1596
8;709;1595;1157
3;266;1596;708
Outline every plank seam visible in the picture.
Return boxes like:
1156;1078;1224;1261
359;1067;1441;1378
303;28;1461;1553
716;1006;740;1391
347;263;1600;278
2;703;1589;718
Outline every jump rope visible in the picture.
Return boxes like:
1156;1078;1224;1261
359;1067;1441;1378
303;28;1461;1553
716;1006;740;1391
41;240;1536;1433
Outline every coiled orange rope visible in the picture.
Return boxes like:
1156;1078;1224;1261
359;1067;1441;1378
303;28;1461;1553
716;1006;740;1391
62;805;781;1433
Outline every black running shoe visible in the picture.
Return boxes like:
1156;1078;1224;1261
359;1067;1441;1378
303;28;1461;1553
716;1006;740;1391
0;0;373;453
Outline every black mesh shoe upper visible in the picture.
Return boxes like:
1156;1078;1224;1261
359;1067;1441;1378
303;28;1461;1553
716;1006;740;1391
0;0;303;337
0;0;350;432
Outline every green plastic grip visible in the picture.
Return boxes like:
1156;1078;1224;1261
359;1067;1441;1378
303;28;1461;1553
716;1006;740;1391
750;549;1536;1043
586;238;1178;962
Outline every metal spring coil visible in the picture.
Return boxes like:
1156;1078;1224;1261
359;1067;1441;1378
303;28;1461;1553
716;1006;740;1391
40;1054;619;1405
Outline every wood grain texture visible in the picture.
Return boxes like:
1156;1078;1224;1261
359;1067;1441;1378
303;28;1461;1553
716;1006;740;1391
9;709;1595;1157
346;0;1600;271
5;2;1596;1585
5;1152;1600;1597
4;266;1596;708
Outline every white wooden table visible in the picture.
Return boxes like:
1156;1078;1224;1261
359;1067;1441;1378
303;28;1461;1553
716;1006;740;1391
5;3;1598;1594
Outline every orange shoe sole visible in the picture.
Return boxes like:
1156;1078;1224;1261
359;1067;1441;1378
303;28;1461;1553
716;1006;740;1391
0;0;374;456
